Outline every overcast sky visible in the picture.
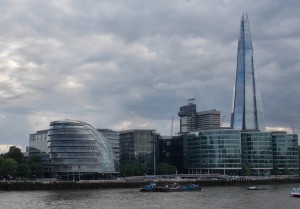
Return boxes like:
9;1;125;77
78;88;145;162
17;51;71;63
0;0;299;152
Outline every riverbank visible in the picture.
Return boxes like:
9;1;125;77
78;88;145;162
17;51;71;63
1;176;299;191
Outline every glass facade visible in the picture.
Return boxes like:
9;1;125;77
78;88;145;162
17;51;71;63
119;130;158;174
271;132;299;174
47;120;117;176
187;129;242;175
97;129;120;162
241;132;273;175
232;13;265;131
29;130;53;175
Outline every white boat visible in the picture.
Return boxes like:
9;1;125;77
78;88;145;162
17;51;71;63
247;186;267;190
290;187;300;197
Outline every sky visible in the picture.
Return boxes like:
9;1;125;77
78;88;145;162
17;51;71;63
0;0;299;152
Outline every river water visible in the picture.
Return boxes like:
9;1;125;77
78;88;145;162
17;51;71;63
0;184;299;209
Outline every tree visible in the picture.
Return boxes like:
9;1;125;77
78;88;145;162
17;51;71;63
0;158;18;176
156;163;177;175
16;164;29;179
120;164;148;176
29;163;44;178
3;146;24;164
241;164;252;176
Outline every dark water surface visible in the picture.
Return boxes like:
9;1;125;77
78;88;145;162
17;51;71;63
1;184;299;209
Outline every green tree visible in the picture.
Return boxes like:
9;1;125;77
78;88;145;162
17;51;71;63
3;146;24;164
29;163;44;178
16;163;29;179
120;164;148;176
28;155;42;165
241;164;252;176
156;163;177;175
0;158;18;176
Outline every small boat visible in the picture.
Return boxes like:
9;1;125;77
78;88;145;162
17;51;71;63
179;184;201;191
290;187;300;197
247;186;267;190
140;183;201;192
140;183;157;192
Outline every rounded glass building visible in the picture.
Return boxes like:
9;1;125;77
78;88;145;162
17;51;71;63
47;120;117;179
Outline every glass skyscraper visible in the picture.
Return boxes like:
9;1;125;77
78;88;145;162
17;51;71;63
231;13;265;131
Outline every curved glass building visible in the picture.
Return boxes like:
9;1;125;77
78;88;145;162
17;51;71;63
47;120;117;178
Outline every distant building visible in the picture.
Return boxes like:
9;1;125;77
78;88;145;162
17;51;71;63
196;109;220;130
178;99;197;133
28;129;52;177
97;129;120;162
187;129;242;175
119;129;159;174
231;12;265;131
186;130;299;175
178;99;220;133
271;132;299;174
158;135;186;174
241;131;273;176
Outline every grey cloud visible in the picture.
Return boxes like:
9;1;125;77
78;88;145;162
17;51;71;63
0;0;300;150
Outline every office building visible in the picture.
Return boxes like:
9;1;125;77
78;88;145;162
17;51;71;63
241;131;273;176
231;12;265;131
178;99;197;133
28;130;52;176
158;135;186;174
187;129;242;175
271;132;299;174
196;109;220;130
119;129;158;174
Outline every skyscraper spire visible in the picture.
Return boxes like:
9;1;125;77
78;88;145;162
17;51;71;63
231;13;265;131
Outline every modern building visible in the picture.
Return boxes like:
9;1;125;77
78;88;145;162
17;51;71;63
187;129;242;175
178;99;197;133
28;130;52;176
97;129;120;162
196;109;220;130
178;99;221;133
158;135;186;174
231;12;265;131
271;132;299;174
119;129;158;174
241;131;273;176
47;120;118;180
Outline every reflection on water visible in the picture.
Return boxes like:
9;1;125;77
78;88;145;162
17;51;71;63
1;184;299;209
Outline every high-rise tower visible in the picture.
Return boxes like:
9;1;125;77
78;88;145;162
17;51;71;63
231;13;265;131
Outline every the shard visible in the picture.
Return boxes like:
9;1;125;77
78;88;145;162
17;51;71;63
231;13;265;131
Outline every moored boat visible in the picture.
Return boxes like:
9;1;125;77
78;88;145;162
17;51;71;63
140;183;201;192
140;183;157;192
290;187;300;197
179;184;201;191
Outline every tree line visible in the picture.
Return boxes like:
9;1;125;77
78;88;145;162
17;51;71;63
0;146;43;180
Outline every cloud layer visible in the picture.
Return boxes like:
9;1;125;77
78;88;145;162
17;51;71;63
0;0;300;151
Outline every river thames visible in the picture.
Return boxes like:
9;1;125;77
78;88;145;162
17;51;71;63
1;183;299;209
